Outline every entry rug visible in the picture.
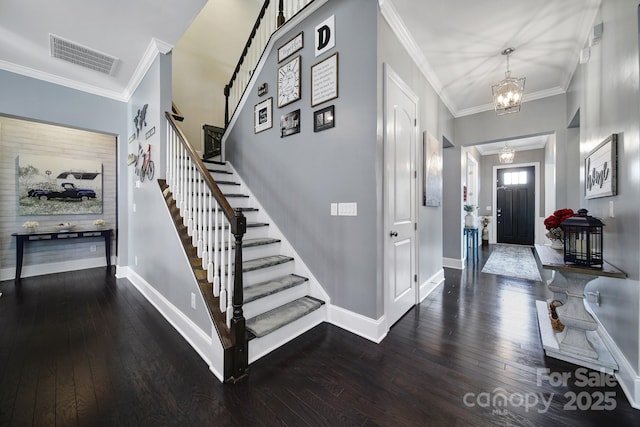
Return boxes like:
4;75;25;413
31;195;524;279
481;245;542;282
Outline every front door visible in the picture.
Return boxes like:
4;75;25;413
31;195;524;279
496;166;535;245
384;65;418;327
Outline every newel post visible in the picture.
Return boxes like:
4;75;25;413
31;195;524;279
230;210;248;381
224;84;231;127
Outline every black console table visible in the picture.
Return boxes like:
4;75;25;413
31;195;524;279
12;228;113;282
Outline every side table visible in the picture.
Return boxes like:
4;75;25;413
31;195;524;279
464;227;479;266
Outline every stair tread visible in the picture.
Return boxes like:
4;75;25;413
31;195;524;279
242;255;293;272
240;237;281;248
215;181;240;186
202;159;226;165
224;193;249;198
246;296;324;338
244;274;308;303
208;169;232;174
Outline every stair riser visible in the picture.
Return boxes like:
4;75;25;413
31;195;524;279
243;282;310;320
248;305;326;363
243;262;294;287
240;242;281;260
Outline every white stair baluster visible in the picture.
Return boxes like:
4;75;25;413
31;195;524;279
213;201;220;295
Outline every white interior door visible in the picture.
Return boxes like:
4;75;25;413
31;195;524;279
384;65;418;327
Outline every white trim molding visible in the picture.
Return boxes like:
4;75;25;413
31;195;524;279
327;304;388;343
420;268;444;302
443;257;464;270
0;256;116;282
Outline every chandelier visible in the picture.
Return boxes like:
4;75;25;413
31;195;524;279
499;144;515;164
492;47;525;115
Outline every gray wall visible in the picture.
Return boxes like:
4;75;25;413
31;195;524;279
0;69;129;266
566;0;640;375
226;0;380;318
126;54;213;331
376;13;454;287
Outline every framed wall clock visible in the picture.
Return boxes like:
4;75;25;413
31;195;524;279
277;55;301;108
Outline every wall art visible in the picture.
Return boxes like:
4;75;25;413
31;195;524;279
423;132;442;207
314;105;335;132
280;109;300;138
18;154;103;215
585;133;617;199
277;55;301;108
278;31;303;62
254;97;273;133
311;52;338;107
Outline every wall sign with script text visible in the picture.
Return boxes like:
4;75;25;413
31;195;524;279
585;133;617;199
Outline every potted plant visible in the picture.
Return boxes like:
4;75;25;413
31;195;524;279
463;204;477;227
480;216;491;245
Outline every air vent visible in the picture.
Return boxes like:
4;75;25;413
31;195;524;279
49;34;118;76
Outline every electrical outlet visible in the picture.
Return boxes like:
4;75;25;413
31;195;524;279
191;293;196;309
90;245;97;252
134;256;138;266
133;203;137;213
330;203;338;216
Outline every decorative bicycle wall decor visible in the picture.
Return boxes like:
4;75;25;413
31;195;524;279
134;143;154;182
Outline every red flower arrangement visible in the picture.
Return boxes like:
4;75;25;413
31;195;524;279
544;208;575;241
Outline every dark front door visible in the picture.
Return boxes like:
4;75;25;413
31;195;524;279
496;166;535;245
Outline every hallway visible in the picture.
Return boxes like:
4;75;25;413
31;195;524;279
0;255;638;426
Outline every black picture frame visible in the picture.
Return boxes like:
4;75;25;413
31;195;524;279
280;109;300;138
278;31;304;63
254;97;273;134
313;105;335;132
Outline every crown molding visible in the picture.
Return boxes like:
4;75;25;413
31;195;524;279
378;0;457;117
563;0;601;91
122;37;174;101
0;59;126;101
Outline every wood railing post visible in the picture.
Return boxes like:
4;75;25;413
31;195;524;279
230;211;248;382
277;0;285;27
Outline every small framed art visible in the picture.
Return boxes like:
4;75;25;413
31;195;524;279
254;97;273;133
278;32;303;62
314;105;334;132
280;109;300;138
585;133;617;199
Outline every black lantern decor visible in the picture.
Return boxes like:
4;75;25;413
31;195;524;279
561;209;604;268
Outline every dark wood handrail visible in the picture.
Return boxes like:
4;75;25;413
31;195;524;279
165;112;244;233
225;0;272;126
165;111;248;382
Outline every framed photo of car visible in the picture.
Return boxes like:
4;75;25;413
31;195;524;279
18;154;103;215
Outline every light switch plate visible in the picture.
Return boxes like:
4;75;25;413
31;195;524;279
338;202;357;216
331;203;338;216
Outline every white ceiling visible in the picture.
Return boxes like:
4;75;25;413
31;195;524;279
0;0;600;118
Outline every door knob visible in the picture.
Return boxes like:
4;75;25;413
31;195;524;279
390;231;398;237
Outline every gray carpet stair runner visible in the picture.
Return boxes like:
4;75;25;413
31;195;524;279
246;296;324;338
200;159;325;346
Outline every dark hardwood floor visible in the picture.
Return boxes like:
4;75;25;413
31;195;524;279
1;245;638;426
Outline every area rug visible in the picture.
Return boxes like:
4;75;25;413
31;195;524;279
481;245;542;282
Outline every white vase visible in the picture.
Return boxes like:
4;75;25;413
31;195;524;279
464;212;475;227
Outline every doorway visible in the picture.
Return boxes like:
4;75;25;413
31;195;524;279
495;165;536;245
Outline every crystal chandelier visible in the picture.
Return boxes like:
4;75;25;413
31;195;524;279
492;47;525;115
499;144;515;164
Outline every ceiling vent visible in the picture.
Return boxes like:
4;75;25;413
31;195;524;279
49;34;118;76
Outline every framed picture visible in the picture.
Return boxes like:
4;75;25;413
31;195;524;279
254;97;273;133
423;132;442;207
280;109;300;138
311;52;338;107
18;154;103;215
277;56;301;108
585;133;617;199
314;105;335;132
278;31;303;62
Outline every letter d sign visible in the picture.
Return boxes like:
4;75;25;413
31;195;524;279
315;15;335;57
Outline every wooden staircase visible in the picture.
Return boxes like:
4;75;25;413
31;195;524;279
160;152;326;375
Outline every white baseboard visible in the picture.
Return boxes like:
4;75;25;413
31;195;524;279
327;304;387;343
420;268;444;302
443;257;463;270
586;304;640;409
0;256;115;282
123;267;225;382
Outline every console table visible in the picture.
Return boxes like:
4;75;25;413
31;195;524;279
463;227;479;266
534;244;625;373
12;228;113;282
